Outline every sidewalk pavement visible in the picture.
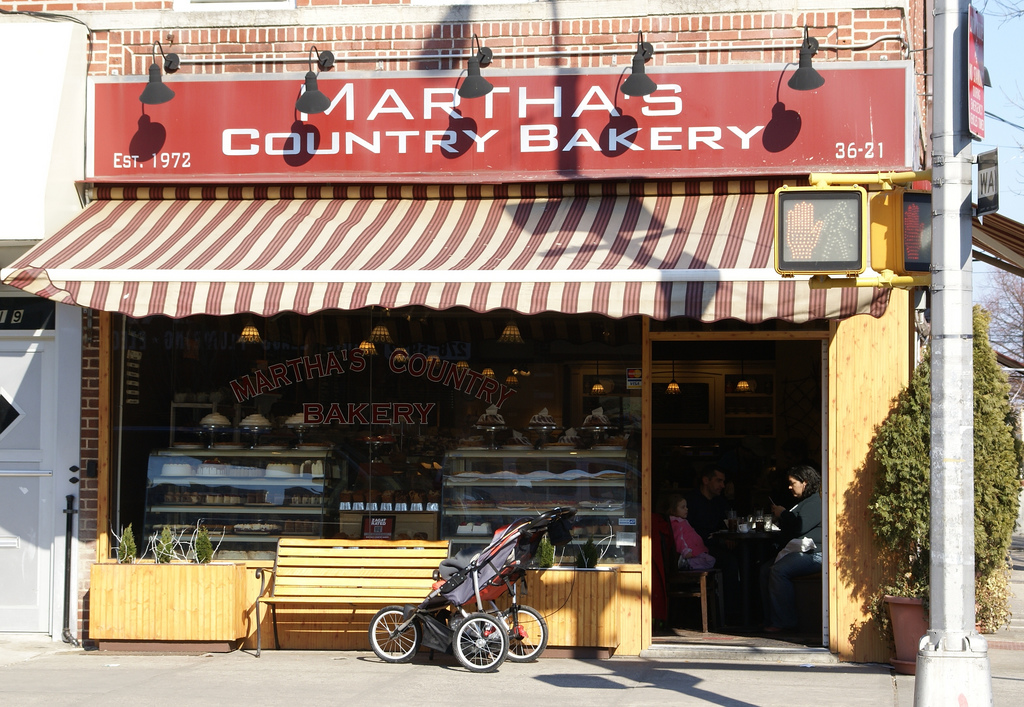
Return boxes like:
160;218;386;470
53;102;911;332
2;537;1021;707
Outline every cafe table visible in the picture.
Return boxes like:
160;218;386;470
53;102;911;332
711;529;782;628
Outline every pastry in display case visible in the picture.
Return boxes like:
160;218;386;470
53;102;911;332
441;447;639;564
143;448;343;560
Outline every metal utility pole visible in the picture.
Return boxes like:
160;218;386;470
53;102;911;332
914;0;992;703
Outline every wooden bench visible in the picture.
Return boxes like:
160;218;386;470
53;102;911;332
255;537;450;656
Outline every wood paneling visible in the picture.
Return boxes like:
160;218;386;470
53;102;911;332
828;289;911;662
89;562;247;641
519;569;620;648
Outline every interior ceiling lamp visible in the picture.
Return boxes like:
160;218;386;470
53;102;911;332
237;318;262;344
358;339;377;356
620;32;657;97
735;360;752;393
392;347;409;365
498;320;524;344
482;367;496;379
787;26;825;91
666;360;680;395
505;372;519;387
139;42;180;105
456;360;470;371
458;34;494;99
590;361;605;396
295;46;336;115
514;367;530;377
369;323;393;344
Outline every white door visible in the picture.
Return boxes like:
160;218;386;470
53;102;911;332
0;338;55;632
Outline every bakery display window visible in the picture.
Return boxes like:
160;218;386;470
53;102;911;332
110;309;643;558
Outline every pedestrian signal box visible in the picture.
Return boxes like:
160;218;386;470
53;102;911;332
870;189;932;275
774;186;868;276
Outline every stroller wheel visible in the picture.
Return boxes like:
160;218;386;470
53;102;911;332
452;612;508;673
369;605;422;663
500;605;548;662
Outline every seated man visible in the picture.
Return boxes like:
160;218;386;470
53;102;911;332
686;466;741;624
685;466;729;542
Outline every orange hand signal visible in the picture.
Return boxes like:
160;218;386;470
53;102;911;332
786;201;823;259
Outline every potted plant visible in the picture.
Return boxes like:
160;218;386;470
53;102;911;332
868;307;1021;674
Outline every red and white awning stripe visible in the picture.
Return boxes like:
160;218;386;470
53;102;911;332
2;183;889;322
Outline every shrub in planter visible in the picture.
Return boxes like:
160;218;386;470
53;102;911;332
576;538;599;568
195;526;214;564
868;306;1022;644
116;524;137;564
534;535;555;568
155;526;175;564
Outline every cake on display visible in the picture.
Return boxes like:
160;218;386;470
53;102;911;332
552;427;581;447
582;407;611;427
239;413;271;428
503;430;532;448
475;405;506;427
528;407;557;427
199;412;231;427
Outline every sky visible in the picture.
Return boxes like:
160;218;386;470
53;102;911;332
971;4;1024;303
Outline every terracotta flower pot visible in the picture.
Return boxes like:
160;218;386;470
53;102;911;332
884;595;928;675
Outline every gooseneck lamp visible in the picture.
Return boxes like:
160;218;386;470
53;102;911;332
787;26;825;91
458;34;494;99
295;46;337;115
620;32;657;97
139;42;180;105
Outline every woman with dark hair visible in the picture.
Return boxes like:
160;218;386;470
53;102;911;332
760;465;823;632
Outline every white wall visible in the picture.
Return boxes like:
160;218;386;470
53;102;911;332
0;20;87;245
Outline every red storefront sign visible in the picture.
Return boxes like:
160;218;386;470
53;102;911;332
90;65;912;183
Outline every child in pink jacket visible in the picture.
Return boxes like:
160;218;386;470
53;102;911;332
670;497;716;570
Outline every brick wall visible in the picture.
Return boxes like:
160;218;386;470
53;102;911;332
77;309;101;639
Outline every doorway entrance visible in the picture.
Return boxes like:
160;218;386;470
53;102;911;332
648;335;827;649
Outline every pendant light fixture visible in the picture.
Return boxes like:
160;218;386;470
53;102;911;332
498;319;525;344
735;359;751;393
482;367;495;379
369;323;393;344
358;339;377;356
392;347;409;365
590;360;605;396
456;360;470;371
666;360;680;395
505;372;519;388
238;317;262;344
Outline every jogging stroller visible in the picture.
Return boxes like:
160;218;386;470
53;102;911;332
368;506;576;672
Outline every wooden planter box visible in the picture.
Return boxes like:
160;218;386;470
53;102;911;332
519;567;620;650
89;562;248;649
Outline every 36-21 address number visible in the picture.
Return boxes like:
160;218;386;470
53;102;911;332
835;142;883;159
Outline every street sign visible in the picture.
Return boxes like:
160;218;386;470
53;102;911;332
968;5;985;139
977;148;999;216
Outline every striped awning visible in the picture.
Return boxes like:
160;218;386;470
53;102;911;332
1;183;889;322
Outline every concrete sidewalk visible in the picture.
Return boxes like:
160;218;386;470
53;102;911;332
2;537;1020;706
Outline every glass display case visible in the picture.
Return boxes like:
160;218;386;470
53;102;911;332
143;447;346;560
441;448;640;564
